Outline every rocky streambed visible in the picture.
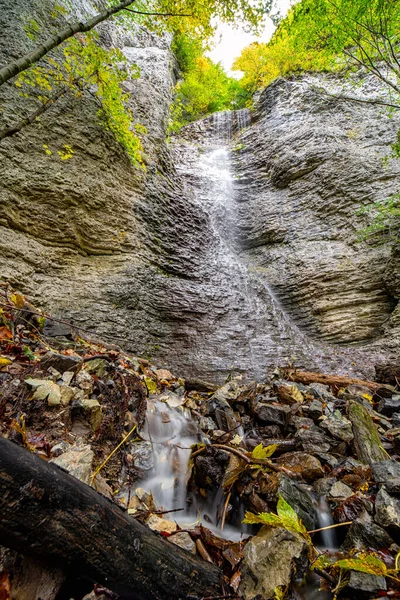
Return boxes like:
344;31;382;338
1;286;400;600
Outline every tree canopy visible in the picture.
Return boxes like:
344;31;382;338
234;0;400;103
0;0;272;159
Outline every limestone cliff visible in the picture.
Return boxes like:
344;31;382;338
1;1;400;382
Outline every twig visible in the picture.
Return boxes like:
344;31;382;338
220;491;231;531
308;521;352;534
314;568;336;585
91;424;136;482
0;87;69;141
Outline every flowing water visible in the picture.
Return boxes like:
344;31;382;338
135;110;339;586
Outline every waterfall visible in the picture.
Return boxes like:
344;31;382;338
137;399;199;511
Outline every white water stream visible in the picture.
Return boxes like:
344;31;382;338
135;110;337;571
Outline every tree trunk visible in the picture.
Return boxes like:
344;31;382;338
0;0;137;87
0;436;222;600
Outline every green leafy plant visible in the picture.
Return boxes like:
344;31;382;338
243;493;311;542
357;194;400;244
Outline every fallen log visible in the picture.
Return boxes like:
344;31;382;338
283;368;393;393
0;436;222;600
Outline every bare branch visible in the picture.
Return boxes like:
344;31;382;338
0;87;68;141
124;8;193;18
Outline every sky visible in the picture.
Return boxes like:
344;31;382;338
207;0;295;76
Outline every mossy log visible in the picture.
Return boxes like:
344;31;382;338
348;400;389;464
0;436;222;600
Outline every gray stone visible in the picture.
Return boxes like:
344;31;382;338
375;488;400;530
308;399;323;420
50;444;94;485
393;412;400;427
372;460;400;493
239;527;308;600
329;481;353;499
378;395;400;417
347;571;387;593
254;402;291;426
130;441;154;472
342;515;395;551
295;425;332;453
278;476;318;530
320;410;354;443
199;416;217;431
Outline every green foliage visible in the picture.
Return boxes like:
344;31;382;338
24;18;41;41
234;0;400;100
243;494;311;542
170;32;246;130
357;194;400;244
16;33;144;165
251;443;277;459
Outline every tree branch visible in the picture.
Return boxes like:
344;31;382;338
314;87;400;111
124;8;193;18
0;0;138;87
0;87;68;141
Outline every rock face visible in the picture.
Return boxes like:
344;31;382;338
239;526;308;600
1;1;400;382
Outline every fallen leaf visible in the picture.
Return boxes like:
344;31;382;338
0;571;11;600
0;327;12;341
10;292;25;308
25;378;61;406
0;356;12;368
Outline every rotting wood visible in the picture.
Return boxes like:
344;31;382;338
0;436;222;600
283;368;394;393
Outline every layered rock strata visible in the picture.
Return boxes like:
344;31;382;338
1;2;400;381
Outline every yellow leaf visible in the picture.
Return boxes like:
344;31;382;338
252;443;278;460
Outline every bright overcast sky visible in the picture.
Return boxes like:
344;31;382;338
207;0;295;76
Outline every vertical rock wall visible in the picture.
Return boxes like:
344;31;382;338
1;3;400;382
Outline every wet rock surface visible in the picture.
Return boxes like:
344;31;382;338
1;289;400;599
1;0;399;382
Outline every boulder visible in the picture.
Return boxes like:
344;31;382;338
320;410;354;443
239;527;308;600
374;488;400;530
372;460;400;494
342;515;395;552
347;572;387;594
277;452;324;482
254;402;291;426
278;476;318;530
377;395;400;417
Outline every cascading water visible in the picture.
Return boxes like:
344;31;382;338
138;398;199;512
134;109;339;547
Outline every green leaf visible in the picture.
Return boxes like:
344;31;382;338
311;554;334;571
334;555;388;576
277;495;310;540
242;511;283;526
251;443;278;459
